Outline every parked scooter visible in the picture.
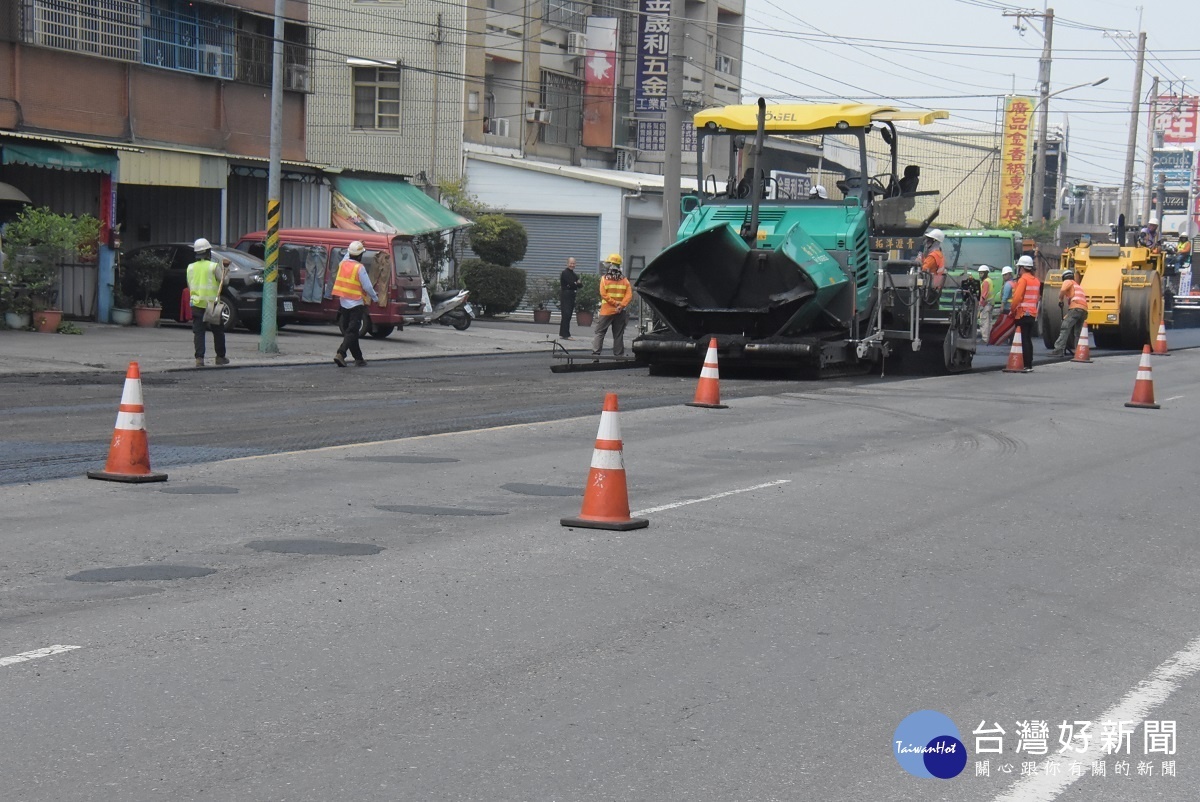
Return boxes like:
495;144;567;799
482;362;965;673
421;287;474;330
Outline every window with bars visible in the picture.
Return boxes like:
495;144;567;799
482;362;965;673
544;0;588;32
539;70;583;148
26;0;141;62
142;0;234;78
353;67;404;130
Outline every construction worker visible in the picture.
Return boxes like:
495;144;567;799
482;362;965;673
999;265;1015;314
977;265;994;341
1009;255;1040;372
1139;216;1161;250
1177;234;1191;270
187;238;229;368
919;228;946;292
331;241;379;367
1050;268;1088;357
592;254;633;358
808;184;828;200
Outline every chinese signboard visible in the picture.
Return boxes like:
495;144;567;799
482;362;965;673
769;170;811;200
582;18;617;148
999;96;1033;225
1152;95;1199;145
635;120;696;153
1151;149;1193;190
635;0;670;113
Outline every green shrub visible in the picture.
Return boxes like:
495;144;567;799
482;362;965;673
575;273;601;314
526;277;559;311
460;258;527;317
123;250;168;306
468;214;528;267
2;206;99;311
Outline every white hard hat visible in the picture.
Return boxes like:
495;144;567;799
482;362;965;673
1148;215;1159;225
348;241;366;256
1001;266;1014;276
1017;255;1035;269
809;185;828;199
977;265;990;272
925;228;944;243
193;238;212;252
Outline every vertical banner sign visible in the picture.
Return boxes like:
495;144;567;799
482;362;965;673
635;0;670;114
1152;95;1199;146
999;96;1033;225
582;18;618;148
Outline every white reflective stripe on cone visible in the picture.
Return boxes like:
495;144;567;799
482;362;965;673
596;410;621;441
700;366;719;379
114;411;146;430
1136;369;1153;380
590;449;625;470
119;379;144;407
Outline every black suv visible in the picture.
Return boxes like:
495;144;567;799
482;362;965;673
122;244;297;331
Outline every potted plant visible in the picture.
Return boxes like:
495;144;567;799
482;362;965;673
124;250;167;327
1;283;32;330
0;206;91;332
575;273;600;328
527;277;559;324
110;286;135;326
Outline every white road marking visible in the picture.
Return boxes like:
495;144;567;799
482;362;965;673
1165;395;1184;402
0;645;82;667
632;480;791;517
992;634;1200;801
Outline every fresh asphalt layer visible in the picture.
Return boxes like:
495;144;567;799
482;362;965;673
1;345;1199;800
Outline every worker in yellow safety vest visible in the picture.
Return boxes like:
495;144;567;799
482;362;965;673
187;237;229;368
1009;255;1041;372
591;254;633;358
1050;268;1088;357
331;240;380;367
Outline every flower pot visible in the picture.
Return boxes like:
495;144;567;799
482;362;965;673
110;307;134;326
576;311;595;328
5;311;31;330
532;308;552;324
133;305;162;327
33;309;63;333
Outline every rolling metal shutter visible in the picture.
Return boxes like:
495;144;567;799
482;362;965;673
509;212;600;311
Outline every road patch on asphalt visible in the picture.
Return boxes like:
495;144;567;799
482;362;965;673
246;539;384;556
501;482;580;497
66;565;217;582
376;504;507;516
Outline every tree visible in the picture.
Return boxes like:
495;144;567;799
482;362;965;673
468;214;528;267
415;178;491;290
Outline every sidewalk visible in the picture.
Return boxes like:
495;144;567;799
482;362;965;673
0;318;572;377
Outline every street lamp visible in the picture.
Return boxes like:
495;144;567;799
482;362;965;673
1030;76;1109;222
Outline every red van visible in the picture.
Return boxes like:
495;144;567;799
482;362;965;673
236;229;424;338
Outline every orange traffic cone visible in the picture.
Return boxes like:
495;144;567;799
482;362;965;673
686;338;729;409
1002;328;1026;373
1071;321;1093;363
87;362;169;483
561;393;648;531
1153;319;1170;355
1124;346;1160;410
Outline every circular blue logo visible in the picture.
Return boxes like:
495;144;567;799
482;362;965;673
893;710;967;779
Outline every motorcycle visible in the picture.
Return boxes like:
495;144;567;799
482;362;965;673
422;287;474;330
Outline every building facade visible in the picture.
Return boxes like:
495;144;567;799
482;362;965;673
0;0;319;321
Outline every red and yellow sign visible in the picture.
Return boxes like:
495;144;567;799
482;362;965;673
999;96;1033;226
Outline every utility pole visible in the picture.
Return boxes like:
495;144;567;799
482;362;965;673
430;13;443;185
1117;31;1146;223
1032;8;1053;222
1142;76;1160;224
259;0;284;353
661;0;685;250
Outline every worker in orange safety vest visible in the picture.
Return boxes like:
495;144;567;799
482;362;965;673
591;254;633;357
1050;268;1088;357
1009;255;1041;371
331;240;380;367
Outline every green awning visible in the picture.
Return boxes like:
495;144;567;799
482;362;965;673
332;176;470;236
2;142;117;173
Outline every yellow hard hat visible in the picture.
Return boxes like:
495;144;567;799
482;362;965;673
606;253;623;266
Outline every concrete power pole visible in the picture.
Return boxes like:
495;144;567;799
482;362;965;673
259;0;284;353
1142;76;1160;224
1029;8;1054;222
661;0;685;250
1119;31;1147;223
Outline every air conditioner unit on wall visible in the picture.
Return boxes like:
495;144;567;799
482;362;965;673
492;117;510;137
526;106;550;123
285;63;310;91
567;32;587;57
536;108;552;125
